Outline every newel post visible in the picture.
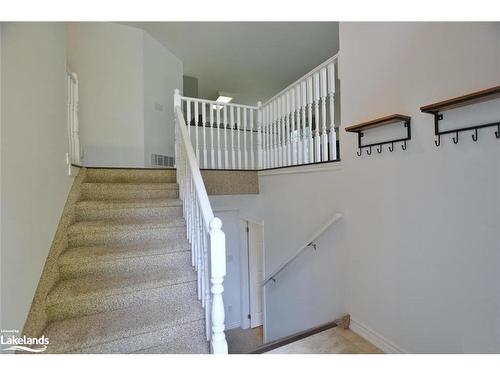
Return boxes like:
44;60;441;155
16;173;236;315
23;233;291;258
257;101;263;169
209;217;228;354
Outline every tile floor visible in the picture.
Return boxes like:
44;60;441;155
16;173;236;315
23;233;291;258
265;327;383;354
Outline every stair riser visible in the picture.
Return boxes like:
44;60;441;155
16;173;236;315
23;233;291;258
74;319;208;354
47;280;197;321
59;250;192;279
86;169;176;183
68;227;186;247
81;188;178;201
75;206;183;221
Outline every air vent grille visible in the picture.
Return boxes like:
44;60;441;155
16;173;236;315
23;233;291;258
151;153;174;167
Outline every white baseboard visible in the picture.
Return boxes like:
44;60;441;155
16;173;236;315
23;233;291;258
350;317;407;354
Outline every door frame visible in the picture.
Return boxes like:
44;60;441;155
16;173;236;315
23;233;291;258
239;216;267;343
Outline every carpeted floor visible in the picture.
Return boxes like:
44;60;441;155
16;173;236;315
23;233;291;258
226;326;264;354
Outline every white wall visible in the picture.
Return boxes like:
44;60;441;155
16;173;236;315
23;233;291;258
1;23;74;332
211;22;500;352
143;32;182;166
67;22;145;167
337;21;500;354
67;23;183;168
209;183;347;342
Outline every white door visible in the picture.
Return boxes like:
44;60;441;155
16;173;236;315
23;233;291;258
247;222;263;328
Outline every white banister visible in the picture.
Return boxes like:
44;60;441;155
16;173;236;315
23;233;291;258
66;71;81;166
178;55;338;171
174;89;228;354
263;213;343;286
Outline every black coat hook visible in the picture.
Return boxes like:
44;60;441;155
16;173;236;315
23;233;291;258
495;124;500;139
401;140;407;150
452;132;459;144
357;149;362;156
366;146;372;155
435;135;441;147
472;129;478;142
388;142;394;152
377;144;383;153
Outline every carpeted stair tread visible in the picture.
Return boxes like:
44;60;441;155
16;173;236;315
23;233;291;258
48;264;196;306
81;182;179;201
132;323;209;354
85;168;176;183
60;239;191;264
76;198;182;210
43;293;205;353
68;217;185;233
82;182;178;190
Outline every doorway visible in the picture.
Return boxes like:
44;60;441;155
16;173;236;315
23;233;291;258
239;219;265;334
226;219;265;353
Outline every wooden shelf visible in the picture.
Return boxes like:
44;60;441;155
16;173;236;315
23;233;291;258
345;114;411;133
420;84;500;114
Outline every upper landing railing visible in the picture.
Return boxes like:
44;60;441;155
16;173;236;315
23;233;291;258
178;54;339;170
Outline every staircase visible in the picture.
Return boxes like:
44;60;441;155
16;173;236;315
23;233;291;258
42;168;209;354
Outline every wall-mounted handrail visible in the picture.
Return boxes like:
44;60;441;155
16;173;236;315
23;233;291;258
263;213;343;285
174;90;228;354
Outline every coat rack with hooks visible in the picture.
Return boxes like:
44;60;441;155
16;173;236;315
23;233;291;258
346;114;411;157
420;85;500;146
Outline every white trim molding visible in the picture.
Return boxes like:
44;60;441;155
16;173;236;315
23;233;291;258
258;163;342;177
350;317;407;354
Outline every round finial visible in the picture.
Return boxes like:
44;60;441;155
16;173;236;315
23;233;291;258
174;89;180;95
210;217;222;230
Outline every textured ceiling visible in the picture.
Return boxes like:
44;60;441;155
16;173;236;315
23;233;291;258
123;22;339;105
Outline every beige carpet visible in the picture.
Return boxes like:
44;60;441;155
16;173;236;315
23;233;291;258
226;326;264;354
35;168;209;354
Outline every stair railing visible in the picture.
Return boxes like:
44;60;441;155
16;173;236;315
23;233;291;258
263;213;343;285
174;89;228;354
66;71;81;166
177;54;339;171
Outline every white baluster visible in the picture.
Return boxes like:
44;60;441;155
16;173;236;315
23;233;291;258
328;63;337;161
187;99;191;132
266;103;273;168
320;68;328;162
210;104;215;168
257;102;262;170
277;99;282;167
230;106;235;169
295;85;302;165
223;105;228;169
273;98;281;167
217;104;222;168
284;93;289;166
202;102;208;168
243;108;248;169
250;109;255;169
301;81;307;164
194;101;199;162
209;217;227;354
291;89;297;165
313;73;321;162
307;77;314;163
237;107;242;169
204;230;211;340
